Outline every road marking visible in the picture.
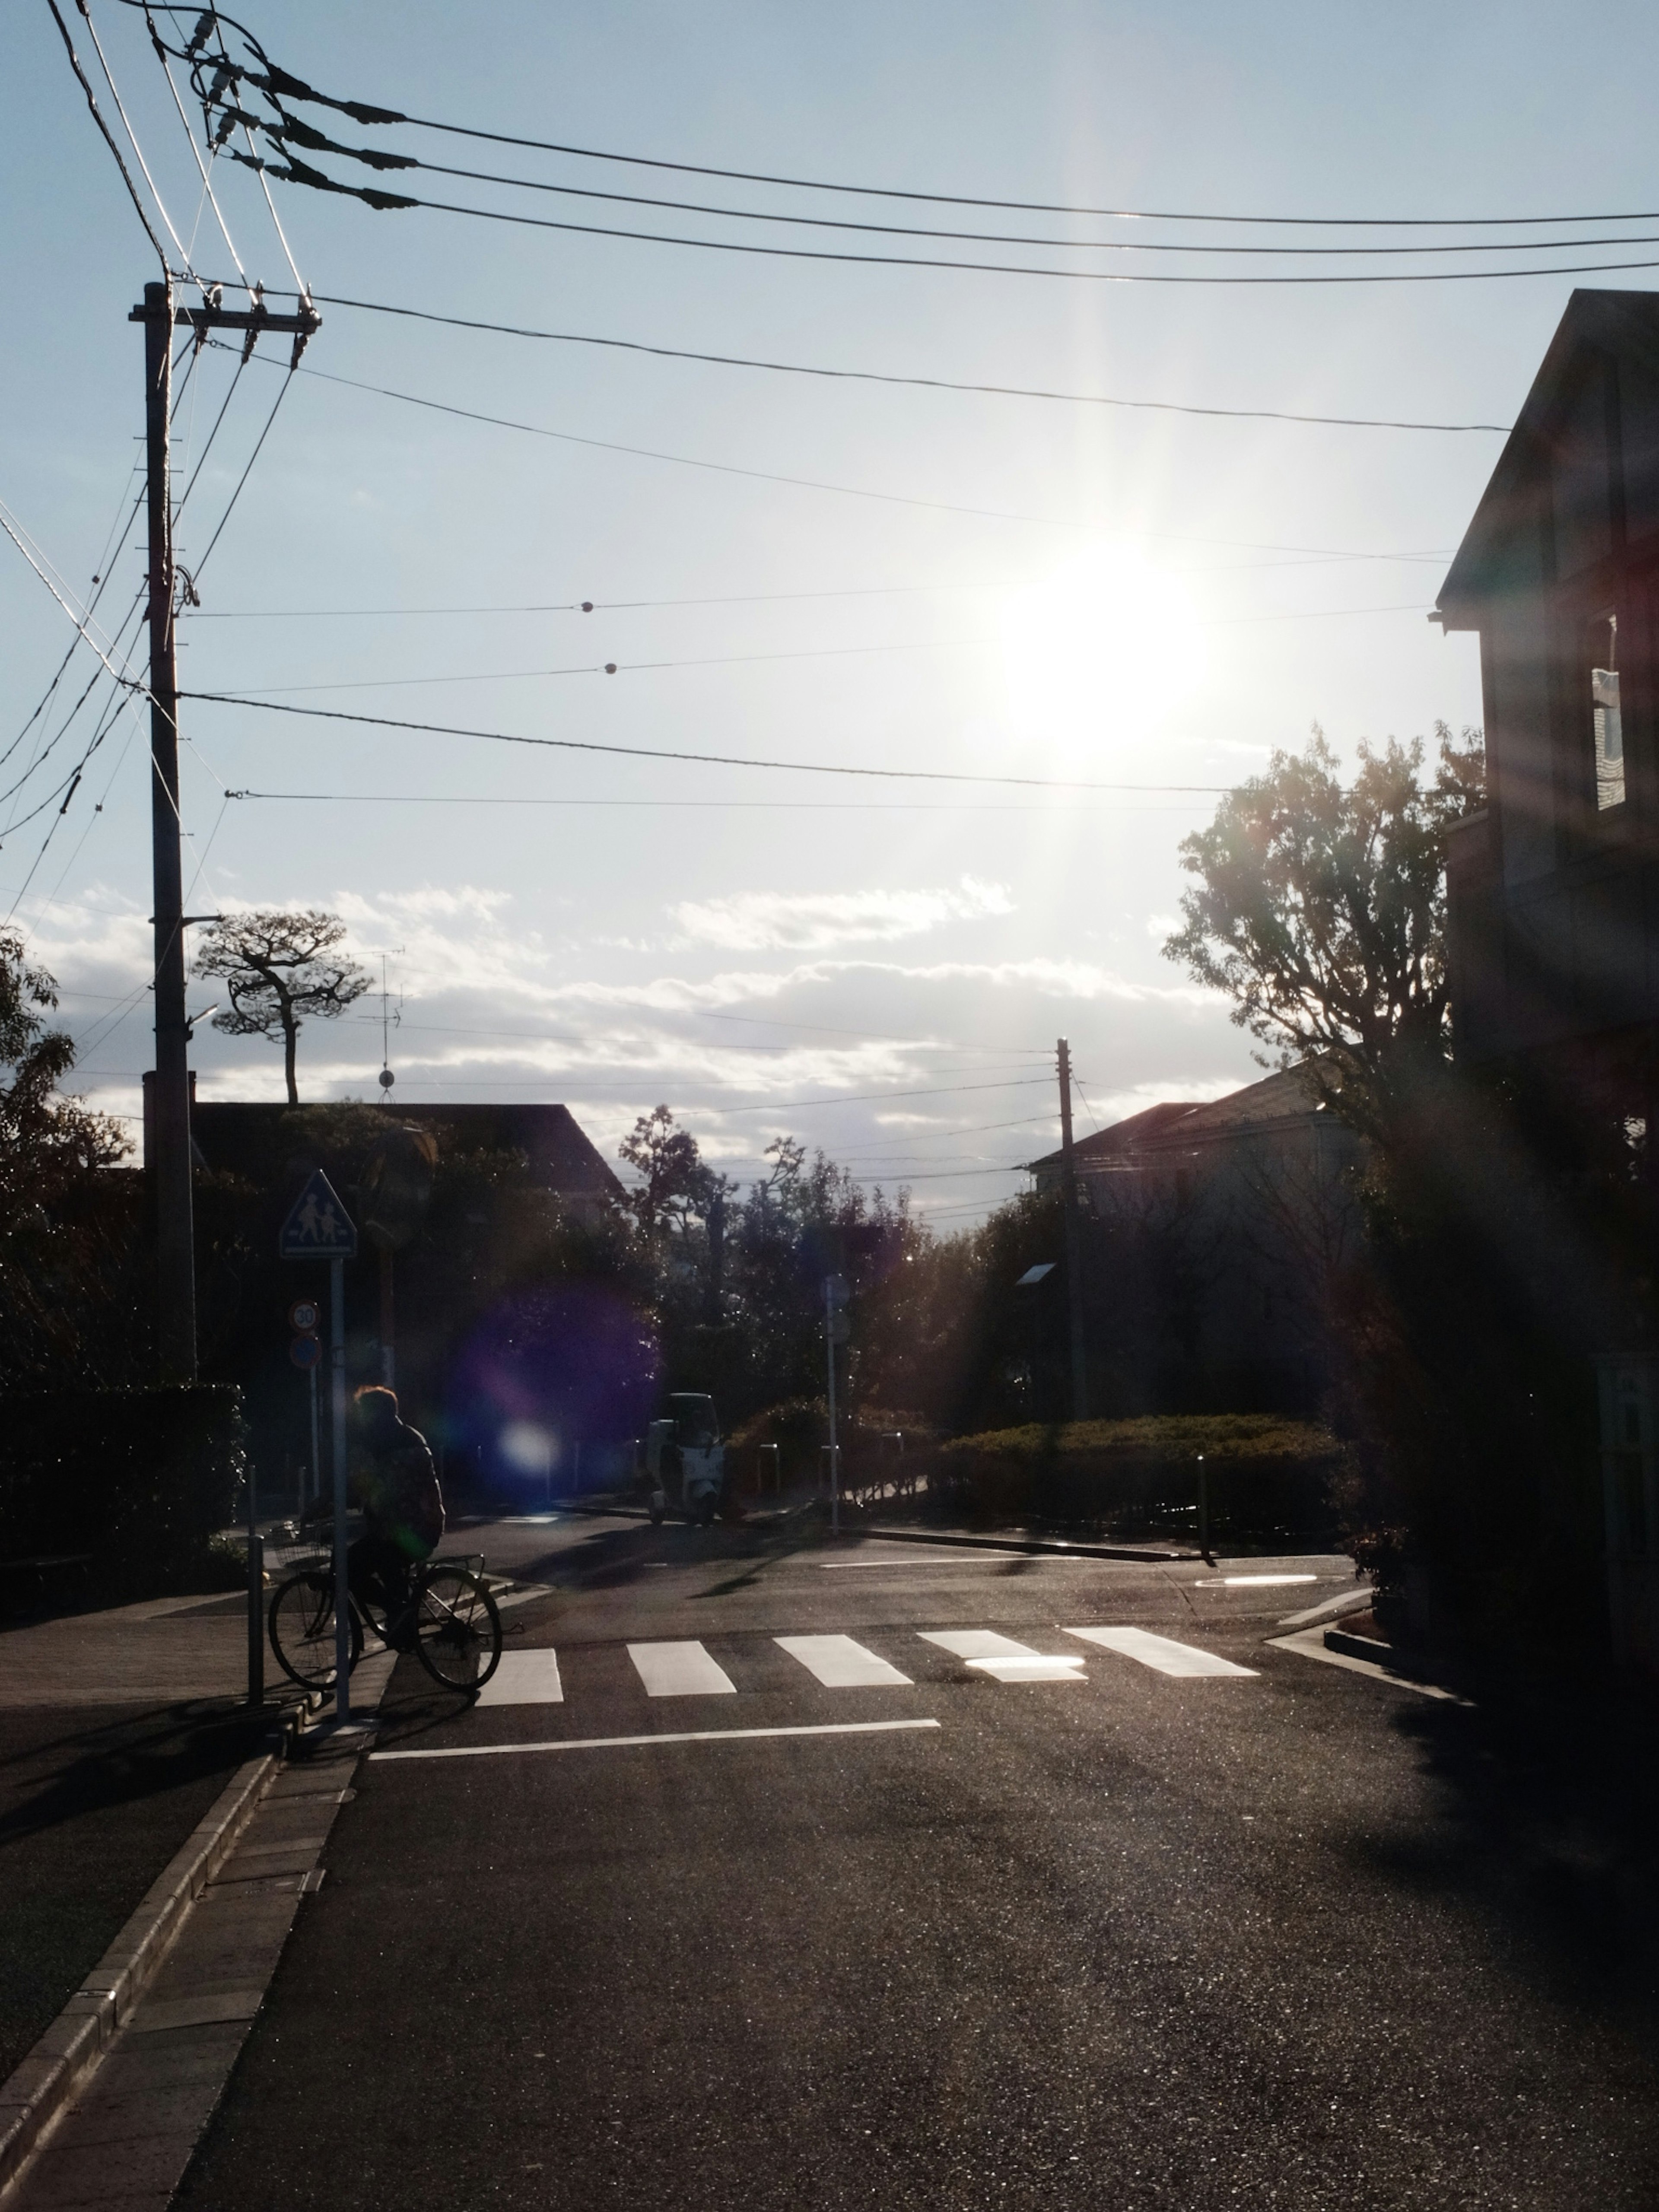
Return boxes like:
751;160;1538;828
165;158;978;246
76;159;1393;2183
775;1634;912;1686
918;1629;1086;1682
370;1718;942;1762
476;1648;563;1706
1063;1625;1257;1678
1266;1625;1470;1702
1192;1574;1319;1588
628;1640;737;1696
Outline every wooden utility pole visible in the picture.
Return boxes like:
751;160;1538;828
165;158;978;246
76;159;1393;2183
1057;1037;1089;1421
131;282;318;1381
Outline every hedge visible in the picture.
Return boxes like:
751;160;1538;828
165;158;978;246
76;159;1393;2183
921;1414;1347;1538
0;1386;247;1599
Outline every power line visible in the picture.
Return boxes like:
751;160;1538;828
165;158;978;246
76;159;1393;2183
46;0;171;271
217;788;1216;814
229;345;1461;556
305;294;1510;435
123;6;1659;232
200;599;1435;700
222;153;1659;288
180;689;1230;792
189;366;296;578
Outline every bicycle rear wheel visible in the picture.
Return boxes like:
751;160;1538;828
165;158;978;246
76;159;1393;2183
269;1570;362;1691
411;1565;502;1694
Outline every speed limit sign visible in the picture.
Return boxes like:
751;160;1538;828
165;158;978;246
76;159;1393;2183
288;1298;320;1334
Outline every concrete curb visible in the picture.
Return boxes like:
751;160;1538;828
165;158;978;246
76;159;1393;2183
0;1725;289;2200
859;1525;1199;1564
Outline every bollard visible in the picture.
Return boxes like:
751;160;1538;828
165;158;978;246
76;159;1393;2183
246;1531;264;1710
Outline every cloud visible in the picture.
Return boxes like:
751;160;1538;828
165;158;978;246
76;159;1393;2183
671;876;1013;952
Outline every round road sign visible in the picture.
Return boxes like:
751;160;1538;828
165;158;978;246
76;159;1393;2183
288;1299;320;1334
289;1333;322;1372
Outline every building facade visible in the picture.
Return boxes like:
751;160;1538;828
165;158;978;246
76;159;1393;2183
1028;1069;1361;1413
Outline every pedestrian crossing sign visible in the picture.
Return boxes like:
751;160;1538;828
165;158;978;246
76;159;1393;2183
279;1169;358;1261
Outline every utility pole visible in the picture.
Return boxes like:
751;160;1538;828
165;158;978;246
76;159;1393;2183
132;281;318;1381
1057;1038;1089;1421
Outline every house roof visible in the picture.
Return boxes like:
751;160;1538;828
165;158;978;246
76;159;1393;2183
1026;1066;1325;1174
1436;288;1659;627
191;1099;625;1201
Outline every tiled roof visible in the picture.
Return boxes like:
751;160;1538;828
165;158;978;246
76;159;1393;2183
1027;1065;1326;1173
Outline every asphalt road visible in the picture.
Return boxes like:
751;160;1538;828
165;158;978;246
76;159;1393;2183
177;1514;1659;2211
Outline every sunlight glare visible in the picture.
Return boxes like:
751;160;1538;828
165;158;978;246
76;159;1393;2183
998;542;1204;757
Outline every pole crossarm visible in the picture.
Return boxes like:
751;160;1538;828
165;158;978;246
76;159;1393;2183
127;302;321;335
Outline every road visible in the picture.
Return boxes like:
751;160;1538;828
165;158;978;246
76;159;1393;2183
175;1514;1659;2211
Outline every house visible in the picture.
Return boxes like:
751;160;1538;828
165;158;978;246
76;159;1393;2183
171;1087;626;1225
1436;287;1659;1104
1027;1068;1360;1411
1436;287;1659;1661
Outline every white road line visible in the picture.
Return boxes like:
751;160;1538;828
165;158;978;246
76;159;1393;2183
1192;1574;1319;1588
628;1640;737;1696
476;1648;563;1706
918;1630;1086;1683
775;1634;912;1687
371;1719;942;1763
1265;1625;1469;1702
1063;1625;1257;1678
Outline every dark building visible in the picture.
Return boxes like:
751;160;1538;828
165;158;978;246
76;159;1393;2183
1436;288;1659;1660
177;1093;625;1224
1437;287;1659;1101
1028;1068;1360;1411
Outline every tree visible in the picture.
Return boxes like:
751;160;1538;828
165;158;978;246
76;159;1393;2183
1162;725;1484;1132
0;931;137;1386
617;1105;719;1240
194;909;370;1104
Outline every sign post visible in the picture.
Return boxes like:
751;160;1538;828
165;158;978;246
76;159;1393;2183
280;1173;358;1721
824;1274;850;1536
288;1299;321;1527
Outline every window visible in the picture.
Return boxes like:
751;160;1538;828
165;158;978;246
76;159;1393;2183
1592;610;1624;810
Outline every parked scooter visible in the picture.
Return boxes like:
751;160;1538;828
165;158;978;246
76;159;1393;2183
645;1394;727;1527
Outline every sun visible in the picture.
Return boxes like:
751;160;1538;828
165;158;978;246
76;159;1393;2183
998;542;1204;758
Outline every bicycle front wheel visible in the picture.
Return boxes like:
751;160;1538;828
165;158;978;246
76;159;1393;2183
412;1565;502;1694
269;1570;362;1691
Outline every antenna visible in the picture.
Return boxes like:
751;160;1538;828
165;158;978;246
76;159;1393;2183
377;948;403;1100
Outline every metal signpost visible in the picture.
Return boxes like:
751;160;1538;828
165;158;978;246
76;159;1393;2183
280;1173;358;1721
824;1274;850;1535
289;1300;322;1527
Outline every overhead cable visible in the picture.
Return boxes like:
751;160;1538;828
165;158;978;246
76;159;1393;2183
117;8;1659;229
180;689;1230;792
304;295;1510;433
45;0;172;270
216;156;1659;288
227;346;1458;553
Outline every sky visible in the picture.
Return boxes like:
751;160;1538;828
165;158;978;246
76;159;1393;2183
2;0;1651;1228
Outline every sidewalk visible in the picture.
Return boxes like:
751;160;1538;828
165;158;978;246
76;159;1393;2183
0;1593;268;2088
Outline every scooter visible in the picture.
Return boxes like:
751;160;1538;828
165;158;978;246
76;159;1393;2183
645;1394;727;1527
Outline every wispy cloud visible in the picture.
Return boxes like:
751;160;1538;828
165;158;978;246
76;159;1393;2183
671;876;1013;952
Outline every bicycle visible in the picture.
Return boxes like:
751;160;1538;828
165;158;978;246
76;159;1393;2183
268;1550;503;1697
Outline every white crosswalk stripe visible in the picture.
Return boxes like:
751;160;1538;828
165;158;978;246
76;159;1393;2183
627;1640;737;1696
1063;1625;1257;1678
918;1630;1087;1682
775;1634;912;1687
476;1649;564;1706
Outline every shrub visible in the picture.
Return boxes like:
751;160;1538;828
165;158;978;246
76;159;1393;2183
922;1414;1347;1539
0;1385;247;1600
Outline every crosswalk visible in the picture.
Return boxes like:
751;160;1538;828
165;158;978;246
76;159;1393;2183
475;1625;1258;1707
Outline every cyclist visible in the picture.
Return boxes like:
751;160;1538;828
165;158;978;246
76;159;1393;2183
345;1386;445;1639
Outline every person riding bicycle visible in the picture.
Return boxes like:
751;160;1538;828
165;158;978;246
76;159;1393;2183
344;1386;445;1638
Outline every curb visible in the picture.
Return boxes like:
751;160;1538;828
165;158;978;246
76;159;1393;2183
0;1716;295;2200
1323;1624;1442;1678
859;1525;1199;1564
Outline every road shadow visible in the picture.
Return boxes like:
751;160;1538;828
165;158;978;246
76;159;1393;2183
1344;1666;1659;2019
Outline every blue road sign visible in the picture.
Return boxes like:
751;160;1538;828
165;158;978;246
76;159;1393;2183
278;1170;358;1262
